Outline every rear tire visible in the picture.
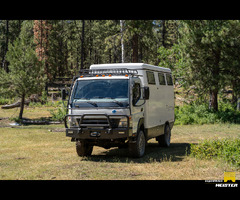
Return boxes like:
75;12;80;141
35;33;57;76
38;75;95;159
128;130;146;158
76;140;93;156
157;124;171;147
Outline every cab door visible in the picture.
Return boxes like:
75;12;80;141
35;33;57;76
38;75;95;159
131;77;144;134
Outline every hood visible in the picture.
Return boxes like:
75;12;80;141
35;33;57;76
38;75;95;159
69;107;130;117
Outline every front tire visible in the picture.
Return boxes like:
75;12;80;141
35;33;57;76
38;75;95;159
76;140;93;156
128;130;146;158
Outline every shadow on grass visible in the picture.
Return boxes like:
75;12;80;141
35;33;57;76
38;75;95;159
82;142;192;164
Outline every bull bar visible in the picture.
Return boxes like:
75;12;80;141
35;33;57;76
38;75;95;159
64;114;131;139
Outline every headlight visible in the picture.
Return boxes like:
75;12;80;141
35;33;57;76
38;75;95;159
118;117;128;127
68;116;77;127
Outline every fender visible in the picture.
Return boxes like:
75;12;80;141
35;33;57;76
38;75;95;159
137;118;145;133
131;118;145;139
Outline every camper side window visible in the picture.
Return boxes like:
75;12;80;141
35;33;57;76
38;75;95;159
132;82;141;105
146;71;156;85
158;73;166;85
166;74;173;86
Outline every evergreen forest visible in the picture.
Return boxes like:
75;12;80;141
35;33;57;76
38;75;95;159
0;20;240;121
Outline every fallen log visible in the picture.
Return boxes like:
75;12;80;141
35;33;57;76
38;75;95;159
21;120;62;125
1;100;30;109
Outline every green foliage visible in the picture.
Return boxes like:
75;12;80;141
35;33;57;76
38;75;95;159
0;21;46;119
1;20;168;79
49;100;67;121
161;20;240;111
190;138;240;167
0;97;10;105
175;103;215;125
29;100;63;108
50;106;67;122
41;90;48;104
175;101;240;125
158;44;188;86
1;21;46;98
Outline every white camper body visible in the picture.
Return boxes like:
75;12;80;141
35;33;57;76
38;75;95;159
63;63;174;157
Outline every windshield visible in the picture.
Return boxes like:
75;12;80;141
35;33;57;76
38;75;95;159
71;79;129;108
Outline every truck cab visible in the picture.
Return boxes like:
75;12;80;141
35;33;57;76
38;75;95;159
62;63;174;158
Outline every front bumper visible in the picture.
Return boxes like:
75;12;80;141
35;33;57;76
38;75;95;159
64;114;131;140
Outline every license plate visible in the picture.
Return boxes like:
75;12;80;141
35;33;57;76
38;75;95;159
90;131;100;137
67;130;73;135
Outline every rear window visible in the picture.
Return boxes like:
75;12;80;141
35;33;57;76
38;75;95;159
146;71;156;85
158;73;166;85
166;74;173;86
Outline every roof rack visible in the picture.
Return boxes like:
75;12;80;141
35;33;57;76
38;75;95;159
79;68;138;77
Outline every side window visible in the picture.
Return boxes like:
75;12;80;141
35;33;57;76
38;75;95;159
158;73;166;85
132;82;141;105
146;71;156;85
166;73;173;86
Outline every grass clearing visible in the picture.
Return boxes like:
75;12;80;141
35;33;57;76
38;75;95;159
0;124;240;180
0;105;55;120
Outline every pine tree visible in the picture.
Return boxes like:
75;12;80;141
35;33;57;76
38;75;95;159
0;20;23;72
124;20;153;63
33;20;52;80
175;20;240;111
0;21;45;119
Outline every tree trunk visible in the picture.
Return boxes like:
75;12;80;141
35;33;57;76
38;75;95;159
19;93;25;120
109;49;112;63
237;97;240;111
162;20;166;48
132;33;138;63
208;49;220;112
2;20;9;72
120;20;125;63
231;80;237;104
81;20;85;70
209;88;218;112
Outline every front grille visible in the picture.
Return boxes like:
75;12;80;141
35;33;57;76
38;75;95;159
77;118;120;128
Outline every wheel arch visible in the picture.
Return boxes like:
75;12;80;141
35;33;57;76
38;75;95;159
137;118;147;140
165;121;170;129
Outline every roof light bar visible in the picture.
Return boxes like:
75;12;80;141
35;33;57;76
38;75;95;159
79;68;138;77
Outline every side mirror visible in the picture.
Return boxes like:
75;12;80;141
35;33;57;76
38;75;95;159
143;87;149;100
61;88;67;101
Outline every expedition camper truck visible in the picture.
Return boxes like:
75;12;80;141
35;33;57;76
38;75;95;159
62;63;174;158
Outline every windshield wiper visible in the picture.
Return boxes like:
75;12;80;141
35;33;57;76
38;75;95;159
86;101;98;107
102;97;124;106
73;99;98;107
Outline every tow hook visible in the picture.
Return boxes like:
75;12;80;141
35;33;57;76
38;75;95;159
106;128;112;134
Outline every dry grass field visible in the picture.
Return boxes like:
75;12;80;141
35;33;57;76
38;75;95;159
0;123;240;180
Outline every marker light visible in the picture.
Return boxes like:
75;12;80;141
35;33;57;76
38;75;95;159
109;74;112;77
102;75;105;77
80;75;83;78
125;74;128;77
96;75;99;77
